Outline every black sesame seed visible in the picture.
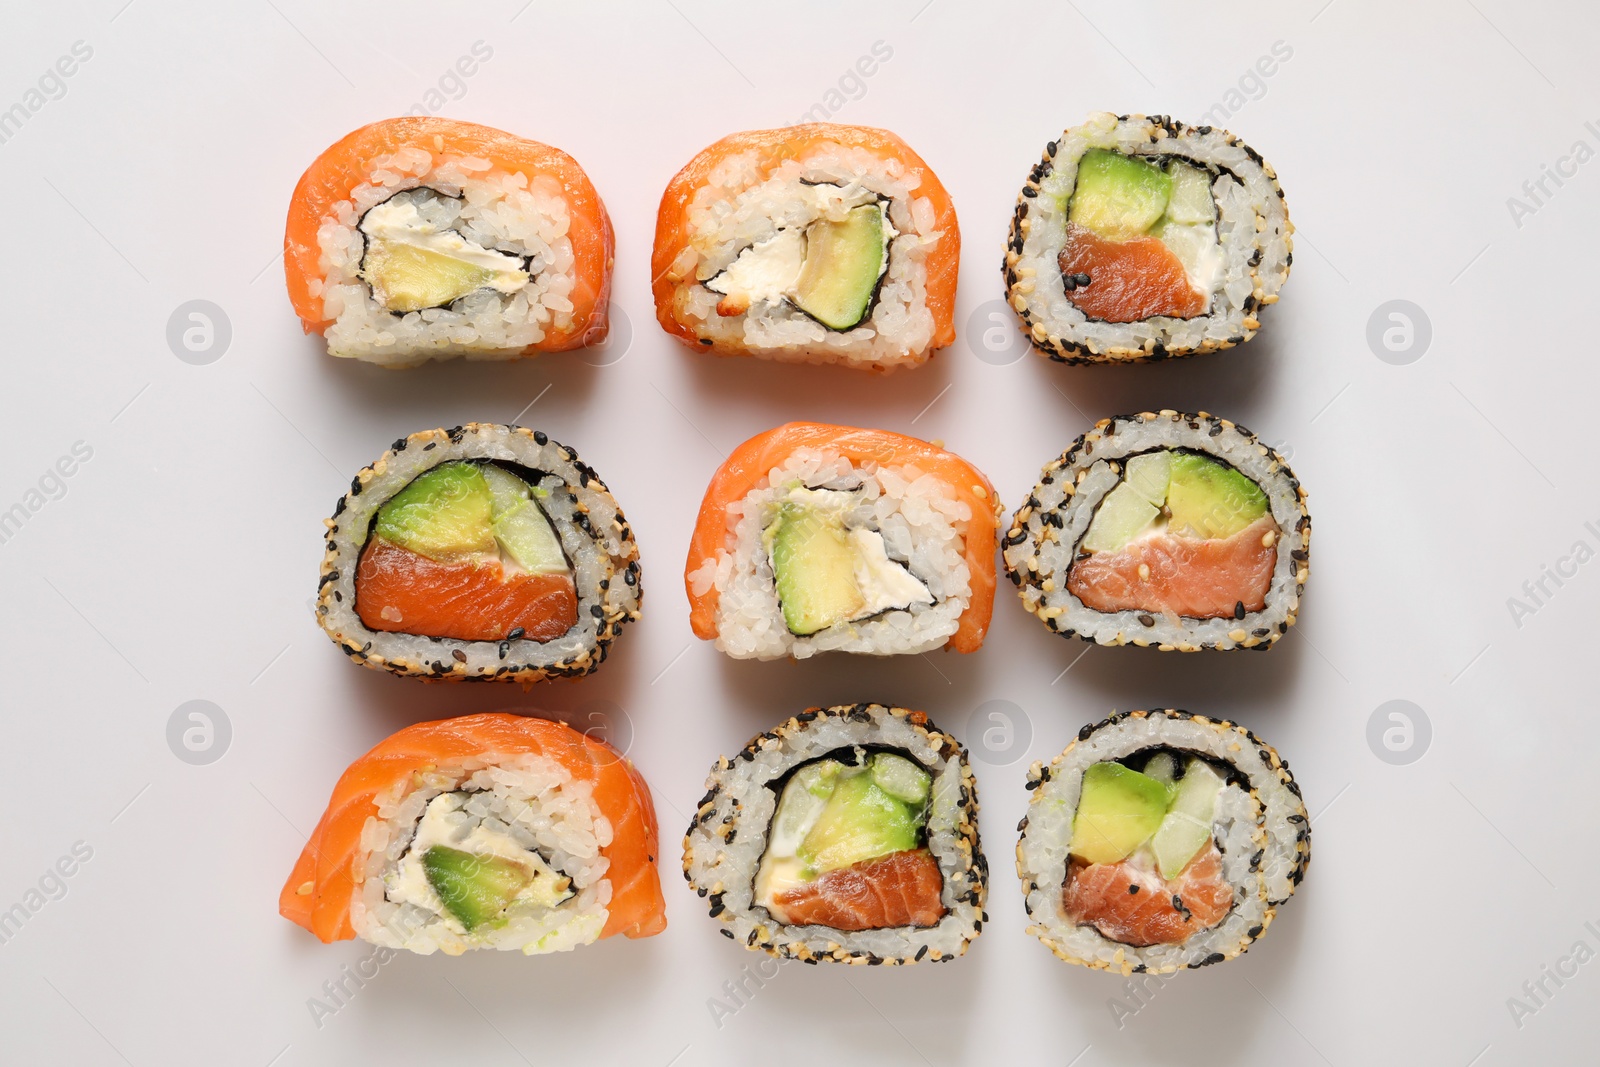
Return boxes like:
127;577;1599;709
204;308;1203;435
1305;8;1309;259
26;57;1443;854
1128;884;1140;895
1138;614;1155;627
1234;601;1246;620
451;649;466;663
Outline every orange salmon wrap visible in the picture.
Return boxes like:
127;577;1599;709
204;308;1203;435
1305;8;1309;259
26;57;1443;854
684;422;1001;657
285;117;613;367
280;713;664;951
652;124;959;371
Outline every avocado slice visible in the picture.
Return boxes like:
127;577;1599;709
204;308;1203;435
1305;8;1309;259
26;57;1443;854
422;845;533;932
1149;760;1224;879
361;241;511;313
1069;762;1169;866
1068;149;1172;241
373;462;497;561
767;502;867;635
870;752;931;805
797;770;921;875
480;464;568;575
1165;453;1269;540
792;203;888;331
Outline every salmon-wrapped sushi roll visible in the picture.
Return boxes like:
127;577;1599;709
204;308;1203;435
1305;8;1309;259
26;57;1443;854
280;713;665;955
316;424;641;682
684;703;985;964
1005;411;1309;651
1018;709;1309;974
651;124;959;371
685;422;1001;659
285;117;613;367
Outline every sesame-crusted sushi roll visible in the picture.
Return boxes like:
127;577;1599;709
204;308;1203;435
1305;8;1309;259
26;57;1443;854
285;117;613;367
684;703;986;964
1004;411;1309;651
651;124;959;371
1005;113;1291;364
685;422;1002;659
315;424;640;682
1017;709;1309;975
280;712;665;955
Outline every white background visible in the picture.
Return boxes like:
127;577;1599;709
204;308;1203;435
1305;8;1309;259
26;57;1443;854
1;2;1596;1064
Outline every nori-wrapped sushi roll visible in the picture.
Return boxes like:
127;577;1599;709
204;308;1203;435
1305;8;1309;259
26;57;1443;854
1005;112;1291;364
315;424;640;682
683;703;986;964
1004;411;1310;651
1018;709;1309;975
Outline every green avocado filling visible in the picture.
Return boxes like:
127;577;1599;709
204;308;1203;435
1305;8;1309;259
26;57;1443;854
358;188;530;313
371;461;569;573
1079;450;1269;555
763;485;933;637
422;845;535;932
754;750;933;904
1063;149;1222;305
704;188;896;332
1069;753;1225;879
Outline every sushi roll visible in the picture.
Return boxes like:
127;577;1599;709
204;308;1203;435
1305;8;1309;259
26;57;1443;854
684;422;1001;659
1017;709;1309;974
316;424;641;682
1004;411;1309;651
683;703;986;964
1005;113;1291;364
285;117;613;367
651;124;959;371
280;712;665;955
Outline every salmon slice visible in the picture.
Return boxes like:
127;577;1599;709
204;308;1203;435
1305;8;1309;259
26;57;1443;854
355;536;577;642
1063;841;1233;947
768;848;946;930
279;712;665;944
1067;515;1277;619
684;421;1001;653
652;124;959;357
1059;223;1207;323
285;117;613;351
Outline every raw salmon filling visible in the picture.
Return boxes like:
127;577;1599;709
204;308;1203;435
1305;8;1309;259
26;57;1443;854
1060;751;1237;947
1066;449;1275;621
354;460;578;644
755;749;945;932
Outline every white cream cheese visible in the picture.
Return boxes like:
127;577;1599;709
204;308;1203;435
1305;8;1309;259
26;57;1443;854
706;183;898;309
386;792;570;927
360;197;529;295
